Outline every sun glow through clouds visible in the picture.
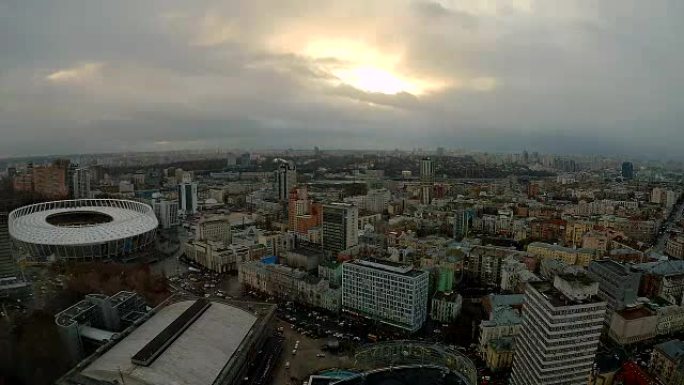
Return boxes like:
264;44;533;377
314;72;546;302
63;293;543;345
333;67;419;95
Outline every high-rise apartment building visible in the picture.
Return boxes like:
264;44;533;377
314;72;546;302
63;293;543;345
178;182;198;215
420;157;435;184
0;210;28;299
72;167;91;199
342;259;429;332
288;186;322;237
322;203;358;255
275;162;297;202
151;199;179;229
510;274;607;385
0;213;16;280
622;162;634;180
453;208;474;240
420;157;435;205
31;164;69;198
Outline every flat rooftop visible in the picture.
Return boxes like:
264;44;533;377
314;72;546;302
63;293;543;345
590;259;635;276
616;307;654;320
530;280;604;307
352;258;425;277
79;299;257;385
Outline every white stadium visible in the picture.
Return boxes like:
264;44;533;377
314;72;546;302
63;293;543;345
9;199;158;262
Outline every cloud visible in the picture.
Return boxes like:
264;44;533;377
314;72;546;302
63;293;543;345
0;0;682;159
45;62;104;84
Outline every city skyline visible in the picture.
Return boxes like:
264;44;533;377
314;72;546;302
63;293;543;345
2;1;683;159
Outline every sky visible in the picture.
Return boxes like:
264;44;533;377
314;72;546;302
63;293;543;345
1;0;683;159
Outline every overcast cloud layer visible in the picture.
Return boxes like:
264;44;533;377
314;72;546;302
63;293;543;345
1;0;682;158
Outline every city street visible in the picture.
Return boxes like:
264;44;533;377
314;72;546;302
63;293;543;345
652;198;684;254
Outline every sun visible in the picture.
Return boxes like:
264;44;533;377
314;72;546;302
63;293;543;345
332;67;420;95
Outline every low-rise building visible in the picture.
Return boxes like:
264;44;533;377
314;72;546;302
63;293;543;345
479;295;523;349
500;257;540;293
464;245;529;288
633;260;684;305
197;215;232;244
588;259;641;312
485;337;515;372
650;339;684;385
527;242;598;267
184;241;264;273
653;303;684;336
238;261;340;312
607;307;658;345
666;236;684;260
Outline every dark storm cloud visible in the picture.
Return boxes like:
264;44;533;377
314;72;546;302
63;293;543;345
0;0;683;158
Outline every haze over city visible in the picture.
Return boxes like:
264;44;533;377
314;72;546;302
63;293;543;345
2;0;683;158
3;2;684;385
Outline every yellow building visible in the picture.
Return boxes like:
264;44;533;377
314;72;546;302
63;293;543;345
650;339;684;385
527;242;598;267
485;337;515;372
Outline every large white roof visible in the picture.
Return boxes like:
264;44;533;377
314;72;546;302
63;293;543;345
9;199;158;245
81;300;257;385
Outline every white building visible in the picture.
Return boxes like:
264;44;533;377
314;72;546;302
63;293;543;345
274;162;296;202
152;199;179;229
322;203;358;255
72;168;91;199
342;259;429;332
510;274;607;385
178;182;198;215
184;240;259;273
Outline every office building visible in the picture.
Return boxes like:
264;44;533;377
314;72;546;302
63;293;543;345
57;296;276;385
511;274;606;385
151;199;179;229
178;182;198;215
622;161;634;180
197;215;232;244
322;203;358;255
274;162;296;202
342;259;429;332
72;167;91;199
